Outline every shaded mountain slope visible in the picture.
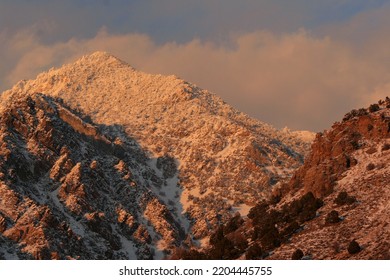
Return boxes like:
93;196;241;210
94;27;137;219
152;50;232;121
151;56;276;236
0;93;186;259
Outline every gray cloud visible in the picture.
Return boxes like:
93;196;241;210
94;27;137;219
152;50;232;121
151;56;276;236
2;2;390;131
1;0;388;43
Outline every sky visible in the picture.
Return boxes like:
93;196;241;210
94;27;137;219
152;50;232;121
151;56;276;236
1;0;390;131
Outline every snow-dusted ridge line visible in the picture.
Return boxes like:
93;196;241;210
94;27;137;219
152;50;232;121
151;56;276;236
0;52;316;259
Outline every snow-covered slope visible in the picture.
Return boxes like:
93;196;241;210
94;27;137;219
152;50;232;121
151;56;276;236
1;51;313;241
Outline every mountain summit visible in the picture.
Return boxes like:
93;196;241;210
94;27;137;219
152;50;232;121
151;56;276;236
0;52;313;258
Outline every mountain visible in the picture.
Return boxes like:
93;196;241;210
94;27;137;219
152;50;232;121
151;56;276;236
180;98;389;260
2;52;387;260
0;51;313;250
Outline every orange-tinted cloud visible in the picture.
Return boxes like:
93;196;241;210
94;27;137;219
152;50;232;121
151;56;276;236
2;9;390;131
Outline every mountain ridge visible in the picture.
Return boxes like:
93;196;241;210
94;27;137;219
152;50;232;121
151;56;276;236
1;51;313;241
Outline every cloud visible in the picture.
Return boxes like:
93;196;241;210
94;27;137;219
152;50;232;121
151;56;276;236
2;15;390;131
2;0;388;45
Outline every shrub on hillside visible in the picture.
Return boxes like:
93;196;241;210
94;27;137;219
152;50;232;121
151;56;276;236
288;192;323;223
334;191;356;205
343;108;368;121
269;193;282;205
369;103;380;113
366;163;375;171
347;240;361;254
247;192;324;255
173;248;208;260
247;202;270;225
260;225;281;250
382;143;390;151
245;243;263;260
325;210;340;224
252;222;281;251
291;249;304;260
229;231;248;252
365;146;377;154
209;226;240;259
281;221;300;237
224;213;244;234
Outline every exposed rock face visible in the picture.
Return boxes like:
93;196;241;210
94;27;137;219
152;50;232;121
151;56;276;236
0;94;184;259
0;52;313;240
287;99;390;197
268;99;389;259
176;99;389;260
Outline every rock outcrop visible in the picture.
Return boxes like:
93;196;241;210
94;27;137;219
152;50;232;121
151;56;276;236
287;98;390;197
0;93;184;259
176;98;389;260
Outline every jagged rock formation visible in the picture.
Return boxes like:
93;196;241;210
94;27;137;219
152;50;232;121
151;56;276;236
286;99;390;197
179;99;389;260
268;98;390;259
0;94;185;259
0;52;313;242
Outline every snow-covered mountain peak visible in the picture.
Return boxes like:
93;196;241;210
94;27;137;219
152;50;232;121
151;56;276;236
281;127;316;143
0;52;315;256
77;51;133;68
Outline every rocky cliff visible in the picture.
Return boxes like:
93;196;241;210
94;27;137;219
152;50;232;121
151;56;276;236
269;98;390;259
